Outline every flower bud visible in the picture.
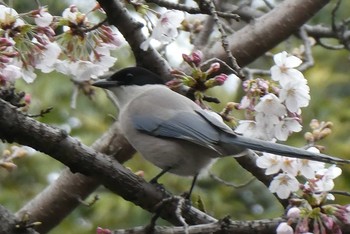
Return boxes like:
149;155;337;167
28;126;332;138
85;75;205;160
166;79;183;89
182;53;193;64
319;128;332;139
206;62;220;75
24;94;31;105
276;222;293;234
182;76;197;87
0;162;17;171
324;121;333;129
213;73;228;85
310;119;320;129
0;56;10;63
304;132;314;142
191;50;202;66
287;207;301;219
0;38;14;46
226;102;238;111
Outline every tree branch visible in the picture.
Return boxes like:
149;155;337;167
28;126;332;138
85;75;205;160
97;0;172;80
203;0;330;68
0;204;38;234
0;99;216;229
15;123;135;233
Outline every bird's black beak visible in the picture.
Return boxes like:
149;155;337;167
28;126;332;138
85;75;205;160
92;79;119;89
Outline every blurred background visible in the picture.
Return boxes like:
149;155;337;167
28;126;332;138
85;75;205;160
1;0;350;233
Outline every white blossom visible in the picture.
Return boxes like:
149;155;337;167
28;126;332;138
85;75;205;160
34;8;53;27
0;5;25;27
315;165;342;191
140;10;184;51
280;157;299;176
254;93;286;116
279;78;310;113
256;153;283;175
270;51;304;86
1;64;22;82
298;147;325;179
235;119;269;139
274;118;302;141
35;41;61;73
269;173;299;199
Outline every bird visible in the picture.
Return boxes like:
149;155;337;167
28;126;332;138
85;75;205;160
92;66;348;197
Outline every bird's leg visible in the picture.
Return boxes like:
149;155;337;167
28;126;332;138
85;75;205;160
185;174;198;200
149;167;172;196
182;174;198;200
149;167;171;184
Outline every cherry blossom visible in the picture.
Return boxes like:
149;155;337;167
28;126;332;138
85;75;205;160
254;93;287;116
274;117;302;141
0;5;25;29
34;8;54;27
270;51;304;86
298;147;325;179
34;40;61;73
235;119;273;140
140;10;185;51
269;173;299;199
279;78;310;112
256;153;283;175
315;165;342;191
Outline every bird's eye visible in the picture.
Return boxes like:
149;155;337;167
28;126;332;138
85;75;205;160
126;73;134;79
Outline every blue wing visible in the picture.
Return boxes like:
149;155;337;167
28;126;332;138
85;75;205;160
132;111;224;153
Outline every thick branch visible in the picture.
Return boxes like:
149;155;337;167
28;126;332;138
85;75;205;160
0;205;37;234
97;0;172;80
15;123;135;233
203;0;330;67
0;99;215;228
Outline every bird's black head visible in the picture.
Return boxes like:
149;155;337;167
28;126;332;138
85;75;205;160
93;67;164;88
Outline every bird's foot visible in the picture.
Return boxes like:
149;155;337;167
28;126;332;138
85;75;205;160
145;195;190;232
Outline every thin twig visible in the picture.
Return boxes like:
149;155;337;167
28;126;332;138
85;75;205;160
25;107;53;118
206;0;244;78
209;171;256;189
145;0;240;20
83;18;108;32
315;38;344;50
297;26;314;71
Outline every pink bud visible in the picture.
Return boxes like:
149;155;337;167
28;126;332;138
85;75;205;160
214;73;228;85
96;227;112;234
166;79;183;89
24;94;31;104
0;38;14;46
321;214;334;230
210;62;220;71
0;56;10;63
182;53;193;64
191;50;202;66
205;62;221;75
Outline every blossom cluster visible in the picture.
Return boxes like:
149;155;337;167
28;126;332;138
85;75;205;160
0;4;120;85
236;52;342;201
167;51;229;107
140;10;184;51
277;201;350;234
236;51;309;141
257;149;342;199
237;52;348;233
